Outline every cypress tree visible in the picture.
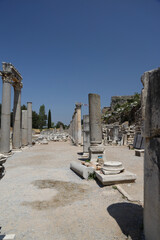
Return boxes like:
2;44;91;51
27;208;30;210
48;109;52;128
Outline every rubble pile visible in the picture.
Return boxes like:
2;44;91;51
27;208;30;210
34;130;69;144
102;121;136;146
0;154;8;180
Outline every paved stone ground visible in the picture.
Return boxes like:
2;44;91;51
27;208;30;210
0;141;143;240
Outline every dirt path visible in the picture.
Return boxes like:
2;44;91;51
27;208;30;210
0;141;143;240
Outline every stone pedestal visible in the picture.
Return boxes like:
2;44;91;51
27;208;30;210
88;93;104;162
0;77;11;153
27;102;32;146
12;84;22;149
141;68;160;240
21;110;28;146
83;115;90;153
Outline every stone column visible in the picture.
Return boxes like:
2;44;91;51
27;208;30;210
12;83;22;149
74;110;78;144
21;110;28;146
0;76;11;153
112;125;119;145
75;103;82;146
83;115;90;154
141;68;160;240
27;102;32;145
88;93;104;161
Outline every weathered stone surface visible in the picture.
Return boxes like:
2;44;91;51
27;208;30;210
135;149;144;157
135;134;143;149
142;67;160;240
141;68;160;138
144;138;160;240
70;161;94;179
95;170;136;185
89;93;102;145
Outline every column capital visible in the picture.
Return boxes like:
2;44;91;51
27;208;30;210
12;82;23;90
75;103;82;109
2;75;12;84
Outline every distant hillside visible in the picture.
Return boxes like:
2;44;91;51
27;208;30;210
102;93;141;125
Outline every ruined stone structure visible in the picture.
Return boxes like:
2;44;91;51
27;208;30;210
141;68;160;240
0;62;32;154
69;103;82;146
0;63;23;153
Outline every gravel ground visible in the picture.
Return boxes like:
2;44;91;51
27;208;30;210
0;141;143;240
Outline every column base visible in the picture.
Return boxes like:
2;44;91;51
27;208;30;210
89;145;105;163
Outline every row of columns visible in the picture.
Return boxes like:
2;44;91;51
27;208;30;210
0;71;32;153
69;103;82;146
69;94;104;162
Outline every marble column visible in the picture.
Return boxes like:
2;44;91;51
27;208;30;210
88;93;104;161
112;125;119;144
74;110;78;144
12;83;22;149
83;115;90;154
141;68;160;240
0;76;11;153
75;103;82;146
27;102;32;145
21;110;28;146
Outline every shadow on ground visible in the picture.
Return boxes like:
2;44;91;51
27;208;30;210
107;202;144;240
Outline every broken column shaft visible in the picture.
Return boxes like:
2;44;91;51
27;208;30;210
83;115;90;154
88;93;104;161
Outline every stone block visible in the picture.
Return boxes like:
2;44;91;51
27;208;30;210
135;134;143;149
95;170;136;186
133;134;138;148
89;145;105;162
135;149;144;157
70;161;95;179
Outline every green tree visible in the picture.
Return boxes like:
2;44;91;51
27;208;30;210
55;121;64;129
21;104;27;110
32;111;39;129
48;109;52;128
39;104;47;130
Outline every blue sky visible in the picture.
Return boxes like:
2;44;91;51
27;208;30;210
0;0;160;124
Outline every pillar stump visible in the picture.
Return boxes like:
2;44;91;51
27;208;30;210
21;110;28;146
88;93;104;162
83;115;90;154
